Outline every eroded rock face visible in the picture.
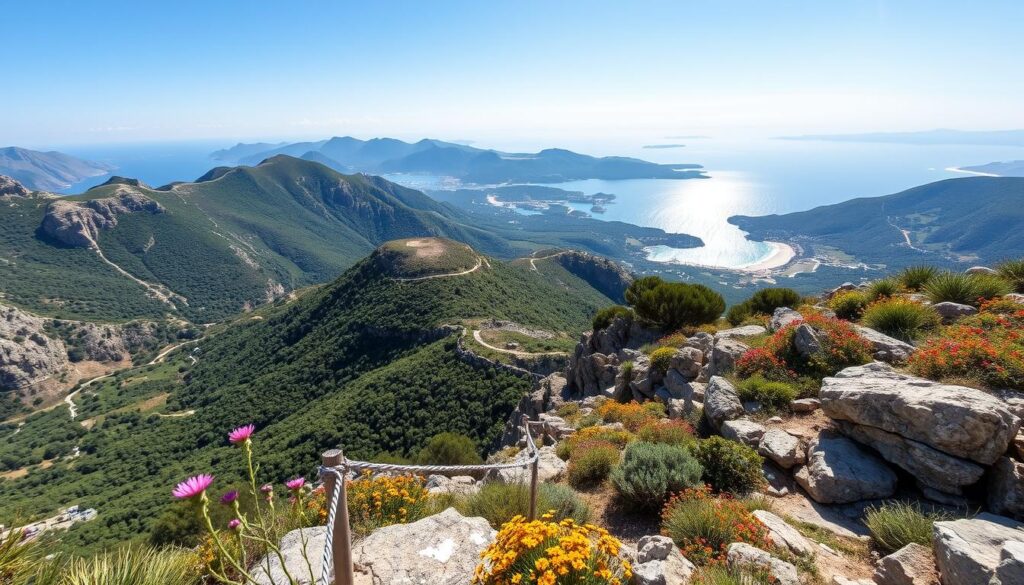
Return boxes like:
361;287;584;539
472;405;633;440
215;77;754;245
932;513;1024;585
709;337;749;376
0;304;67;391
0;175;30;197
989;457;1024;520
41;189;164;248
352;508;495;585
566;316;658;397
794;431;896;504
992;541;1024;585
752;510;815;557
821;363;1021;465
703;376;745;430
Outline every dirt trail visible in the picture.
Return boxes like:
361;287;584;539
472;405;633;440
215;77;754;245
392;257;484;282
528;252;566;271
471;329;567;357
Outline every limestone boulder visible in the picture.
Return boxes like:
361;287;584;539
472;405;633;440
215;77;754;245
791;398;821;413
703;376;745;430
758;429;806;469
752;510;815;557
496;446;566;484
853;325;916;363
932;302;977;323
726;543;799;585
873;543;937;585
932;513;1024;585
770;307;803;332
821;363;1021;465
794;323;823;358
794;432;896;504
632;535;695;585
709;337;749;376
715;325;767;339
668;346;704;379
721;419;766;447
988;457;1024;521
250;527;326;585
992;541;1024;585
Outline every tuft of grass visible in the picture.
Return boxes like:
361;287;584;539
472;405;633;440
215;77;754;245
58;546;201;585
567;440;620;487
864;501;950;555
457;482;590;529
924;271;1011;307
997;258;1024;293
898;265;939;291
862;298;941;342
971;274;1013;301
736;374;799;413
867;278;901;301
828;290;869;320
692;565;775;585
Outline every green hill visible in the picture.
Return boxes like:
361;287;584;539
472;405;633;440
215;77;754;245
730;176;1024;267
0;240;616;553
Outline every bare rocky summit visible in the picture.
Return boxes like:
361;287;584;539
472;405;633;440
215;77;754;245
41;188;164;248
0;174;31;198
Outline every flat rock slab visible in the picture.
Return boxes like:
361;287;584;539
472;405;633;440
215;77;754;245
853;325;916;363
250;527;326;585
794;431;896;504
758;428;806;469
752;510;816;557
932;513;1024;585
721;419;767;446
715;325;767;339
821;363;1021;465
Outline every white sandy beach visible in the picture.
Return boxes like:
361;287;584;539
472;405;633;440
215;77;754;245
736;242;796;272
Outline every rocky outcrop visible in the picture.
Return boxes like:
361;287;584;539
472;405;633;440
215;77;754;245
425;475;479;496
758;429;806;469
794;431;896;504
931;513;1024;585
1;304;67;391
752;510;815;557
708;337;749;376
352;508;495;585
703;376;745;430
57;320;160;363
873;543;937;585
549;250;634;304
41;188;164;248
992;541;1024;585
726;543;799;585
770;307;803;332
721;419;766;446
250;527;326;584
853;325;916;363
715;325;767;339
0;175;30;198
989;457;1024;520
632;535;695;585
566;316;657;396
495;445;566;484
821;363;1021;465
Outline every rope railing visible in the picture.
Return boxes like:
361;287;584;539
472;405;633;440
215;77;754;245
314;415;542;585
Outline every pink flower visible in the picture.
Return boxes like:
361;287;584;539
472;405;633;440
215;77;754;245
228;518;241;530
260;483;274;494
285;477;306;492
220;490;239;505
228;424;255;444
172;474;214;499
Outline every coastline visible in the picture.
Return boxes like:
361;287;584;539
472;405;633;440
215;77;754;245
735;241;796;272
945;166;1001;177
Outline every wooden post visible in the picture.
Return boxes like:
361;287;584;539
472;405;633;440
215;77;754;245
322;450;354;585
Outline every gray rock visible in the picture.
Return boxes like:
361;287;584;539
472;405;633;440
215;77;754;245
791;398;821;413
726;542;799;585
853;325;917;363
721;419;767;446
0;175;30;198
992;541;1024;585
703;376;745;429
709;337;750;376
752;510;815;557
637;535;677;563
873;543;937;585
1005;293;1024;305
826;282;858;300
933;302;977;323
832;578;874;585
684;332;715;356
426;475;479;496
794;323;823;358
632;542;695;585
352;508;495;585
664;370;702;400
758;429;806;469
833;421;984;495
250;527;326;584
668;346;704;379
1;302;68;392
715;325;767;339
966;266;999;275
932;513;1024;585
770;307;803;332
668;399;701;421
496;446;566;483
41;189;164;248
821;363;1021;465
794;431;896;504
989;457;1024;520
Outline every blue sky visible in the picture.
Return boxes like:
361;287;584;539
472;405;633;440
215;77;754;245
5;0;1024;146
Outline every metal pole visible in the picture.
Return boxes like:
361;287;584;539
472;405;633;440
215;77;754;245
322;450;354;585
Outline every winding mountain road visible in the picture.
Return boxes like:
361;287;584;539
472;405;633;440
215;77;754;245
471;329;568;357
391;257;484;282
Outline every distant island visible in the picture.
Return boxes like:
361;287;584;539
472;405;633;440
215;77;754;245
961;159;1024;177
779;128;1024;147
642;144;686;149
211;136;706;184
0;146;113;191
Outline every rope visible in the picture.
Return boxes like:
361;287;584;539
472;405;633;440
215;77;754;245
314;419;541;584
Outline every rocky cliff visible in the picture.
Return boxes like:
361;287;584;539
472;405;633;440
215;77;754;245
0;304;68;392
0;175;31;198
40;188;164;248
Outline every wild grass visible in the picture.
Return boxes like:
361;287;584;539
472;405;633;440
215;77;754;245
861;298;940;342
924;271;1011;306
736;375;799;413
864;501;950;554
997;258;1024;293
867;278;901;301
898;265;939;291
457;482;591;528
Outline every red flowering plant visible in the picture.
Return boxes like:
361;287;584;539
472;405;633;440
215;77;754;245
908;306;1024;390
660;485;772;566
736;315;872;381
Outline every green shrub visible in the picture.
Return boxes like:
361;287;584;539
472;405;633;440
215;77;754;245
862;298;941;342
746;288;802;315
867;278;901;301
610;441;703;510
828;290;869;320
637;419;696;448
898;265;939;291
626;277;726;330
649;346;678;374
458;482;591;529
736;375;798;412
557;425;634;460
415;432;483;466
692;565;774;585
694;436;764;495
592;305;633;331
997;258;1024;293
924;271;1010;307
661;485;772;566
864;502;949;554
726;302;752;326
567;439;620;487
972;274;1012;301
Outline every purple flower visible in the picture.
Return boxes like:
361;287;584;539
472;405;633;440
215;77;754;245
172;474;214;499
228;424;255;445
285;477;306;492
220;490;239;505
228;518;241;530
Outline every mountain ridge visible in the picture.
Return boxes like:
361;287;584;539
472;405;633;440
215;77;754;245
0;147;114;191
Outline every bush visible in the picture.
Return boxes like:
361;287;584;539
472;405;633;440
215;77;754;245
597;400;665;431
415;432;483;465
908;310;1024;389
862;298;941;342
637;419;696;448
972;274;1013;301
557;425;634;460
592;305;633;331
864;502;949;554
610;441;703;510
567;440;621;487
736;375;798;412
348;472;433;535
627;276;726;330
649;346;677;374
746;288;802;315
458;482;591;529
726;302;753;326
867;278;901;301
997;258;1024;293
694;436;764;495
661;485;772;565
828;290;869;320
735;315;872;380
924;271;1010;307
899;265;939;291
474;514;630;585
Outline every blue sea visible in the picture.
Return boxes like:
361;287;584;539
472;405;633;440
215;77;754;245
57;138;1024;269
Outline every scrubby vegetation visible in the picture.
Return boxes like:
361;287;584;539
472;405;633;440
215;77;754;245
661;485;771;565
626;276;725;330
861;297;940;342
415;432;484;466
998;258;1024;293
924;271;1011;306
864;502;949;555
735;315;872;381
726;287;801;326
610;442;703;510
693;437;765;495
595;400;665;432
592;305;633;331
567;440;620;487
735;375;798;413
827;290;869;320
898;265;939;291
458;482;591;529
867;278;900;301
